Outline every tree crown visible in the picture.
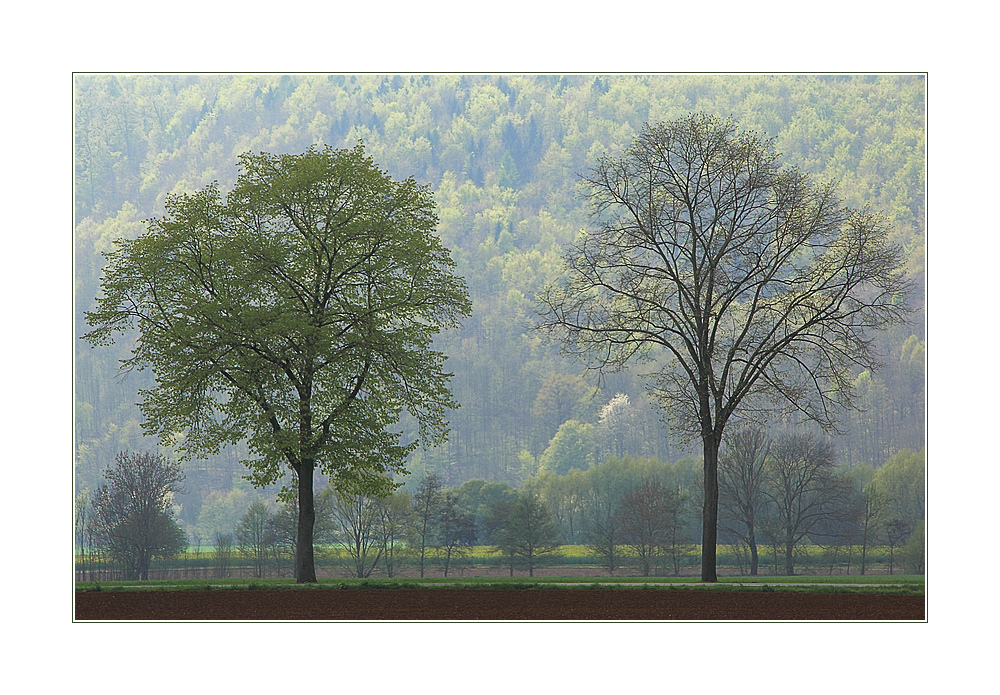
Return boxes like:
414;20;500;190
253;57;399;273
538;114;911;442
84;144;471;496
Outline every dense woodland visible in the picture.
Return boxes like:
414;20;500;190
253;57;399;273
74;74;925;551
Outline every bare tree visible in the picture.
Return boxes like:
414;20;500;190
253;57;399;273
538;114;911;581
856;480;888;575
75;491;90;581
885;519;912;575
236;501;275;579
213;532;234;579
267;497;299;578
90;451;187;580
492;492;562;577
661;488;692;576
617;479;682;576
410;474;444;577
329;490;384;579
436;492;477;577
375;492;412;578
718;427;772;575
586;506;625;576
764;433;849;575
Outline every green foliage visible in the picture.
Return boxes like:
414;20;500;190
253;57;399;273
902;521;925;573
874;448;925;527
539;420;595;475
195;487;254;538
84;144;471;496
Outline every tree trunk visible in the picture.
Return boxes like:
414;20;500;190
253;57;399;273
296;461;318;583
749;526;759;577
701;436;720;582
860;522;870;575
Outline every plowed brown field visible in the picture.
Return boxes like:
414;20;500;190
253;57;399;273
74;587;924;621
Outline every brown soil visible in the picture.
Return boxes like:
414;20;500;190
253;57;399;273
74;587;924;621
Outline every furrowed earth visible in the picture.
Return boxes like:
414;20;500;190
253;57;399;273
74;586;924;621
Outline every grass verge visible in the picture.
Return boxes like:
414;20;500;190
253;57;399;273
75;574;924;595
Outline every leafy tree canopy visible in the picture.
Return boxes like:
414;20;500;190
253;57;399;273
83;144;471;581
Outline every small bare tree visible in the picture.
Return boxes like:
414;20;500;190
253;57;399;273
437;493;477;577
213;532;234;579
587;505;625;576
409;474;444;578
90;451;187;580
75;490;90;581
617;479;682;577
764;433;850;575
330;490;385;579
718;427;772;576
375;493;412;578
236;501;275;579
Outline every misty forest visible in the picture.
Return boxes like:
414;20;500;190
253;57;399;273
74;74;925;582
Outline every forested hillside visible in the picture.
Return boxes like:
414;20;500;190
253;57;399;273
74;74;925;542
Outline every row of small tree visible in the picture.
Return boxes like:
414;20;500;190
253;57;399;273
192;475;562;579
517;433;924;577
319;473;690;578
76;443;923;581
718;429;924;576
329;475;563;578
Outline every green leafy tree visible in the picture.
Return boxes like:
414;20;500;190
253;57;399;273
530;372;595;454
856;477;888;575
900;520;924;574
538;114;911;581
83;144;472;582
452;479;517;542
884;518;912;575
537;468;589;543
539;420;595;475
873;448;925;528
